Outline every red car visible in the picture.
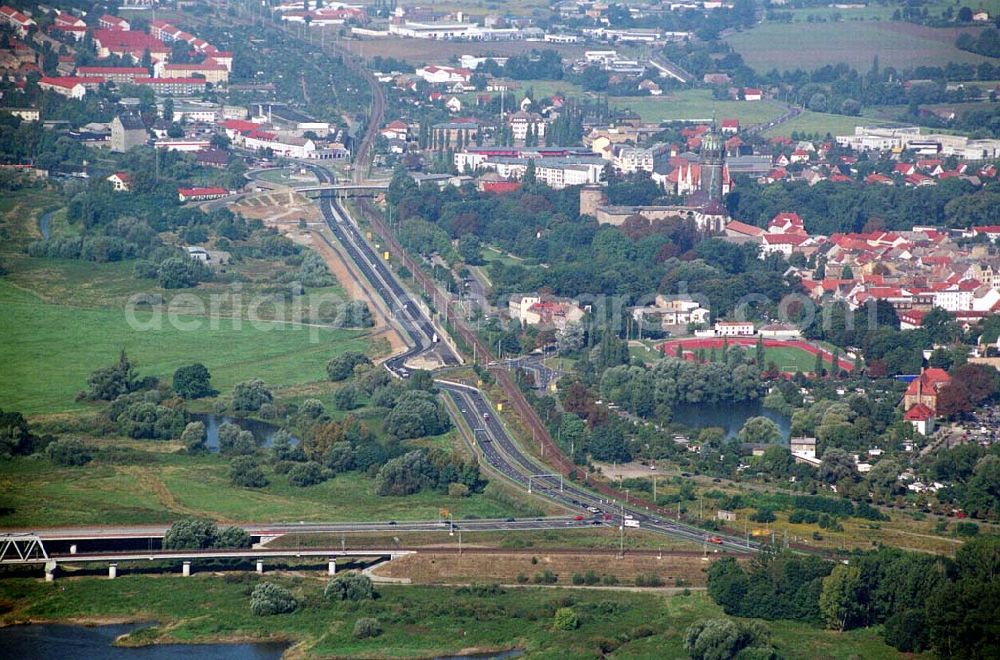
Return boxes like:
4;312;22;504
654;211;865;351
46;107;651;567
706;536;723;545
574;515;584;521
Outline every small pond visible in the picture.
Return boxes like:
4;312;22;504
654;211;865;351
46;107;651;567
670;400;791;443
190;413;298;452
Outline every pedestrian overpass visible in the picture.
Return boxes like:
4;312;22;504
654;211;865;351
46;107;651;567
295;181;390;199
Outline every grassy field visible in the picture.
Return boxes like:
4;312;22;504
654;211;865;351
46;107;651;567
0;188;373;416
0;577;912;658
0;446;530;528
0;279;370;415
762;110;893;138
727;22;992;72
611;89;787;126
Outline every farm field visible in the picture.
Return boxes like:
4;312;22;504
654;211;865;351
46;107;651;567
0;578;912;659
727;21;992;72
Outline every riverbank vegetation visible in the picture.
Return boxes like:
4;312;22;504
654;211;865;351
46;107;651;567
0;576;907;658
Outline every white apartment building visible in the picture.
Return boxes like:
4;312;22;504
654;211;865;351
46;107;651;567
714;321;755;336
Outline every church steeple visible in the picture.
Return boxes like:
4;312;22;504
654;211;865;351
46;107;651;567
700;117;724;203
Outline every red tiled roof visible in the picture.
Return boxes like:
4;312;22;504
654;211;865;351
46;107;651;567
904;403;934;421
218;119;261;132
39;76;105;88
726;220;764;236
93;30;166;51
482;181;521;194
905;368;951;396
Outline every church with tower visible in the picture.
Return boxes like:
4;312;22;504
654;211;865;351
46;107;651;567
584;121;733;233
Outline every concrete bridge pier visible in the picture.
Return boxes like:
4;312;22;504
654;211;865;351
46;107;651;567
328;559;337;576
256;560;264;574
108;563;117;579
44;560;56;582
182;561;191;577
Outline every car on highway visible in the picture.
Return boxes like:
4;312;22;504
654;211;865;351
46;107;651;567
706;536;723;545
505;518;516;522
483;412;490;421
573;515;584;521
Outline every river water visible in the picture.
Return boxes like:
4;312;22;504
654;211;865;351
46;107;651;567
671;400;791;442
0;623;523;659
0;624;286;659
190;413;298;452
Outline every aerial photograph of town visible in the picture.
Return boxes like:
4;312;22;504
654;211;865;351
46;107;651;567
1;0;999;657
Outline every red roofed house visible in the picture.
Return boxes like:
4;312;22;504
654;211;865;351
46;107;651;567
53;11;86;40
905;172;935;187
720;118;739;134
92;30;168;61
768;212;806;235
39;76;103;99
904;403;935;435
743;87;763;101
106;172;132;191
0;5;36;36
865;173;893;185
178;187;228;203
972;225;1000;242
381;120;409;141
790;149;810;164
903;367;951;413
98;14;130;31
416;65;473;85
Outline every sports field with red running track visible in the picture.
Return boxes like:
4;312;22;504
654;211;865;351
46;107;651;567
656;337;855;374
